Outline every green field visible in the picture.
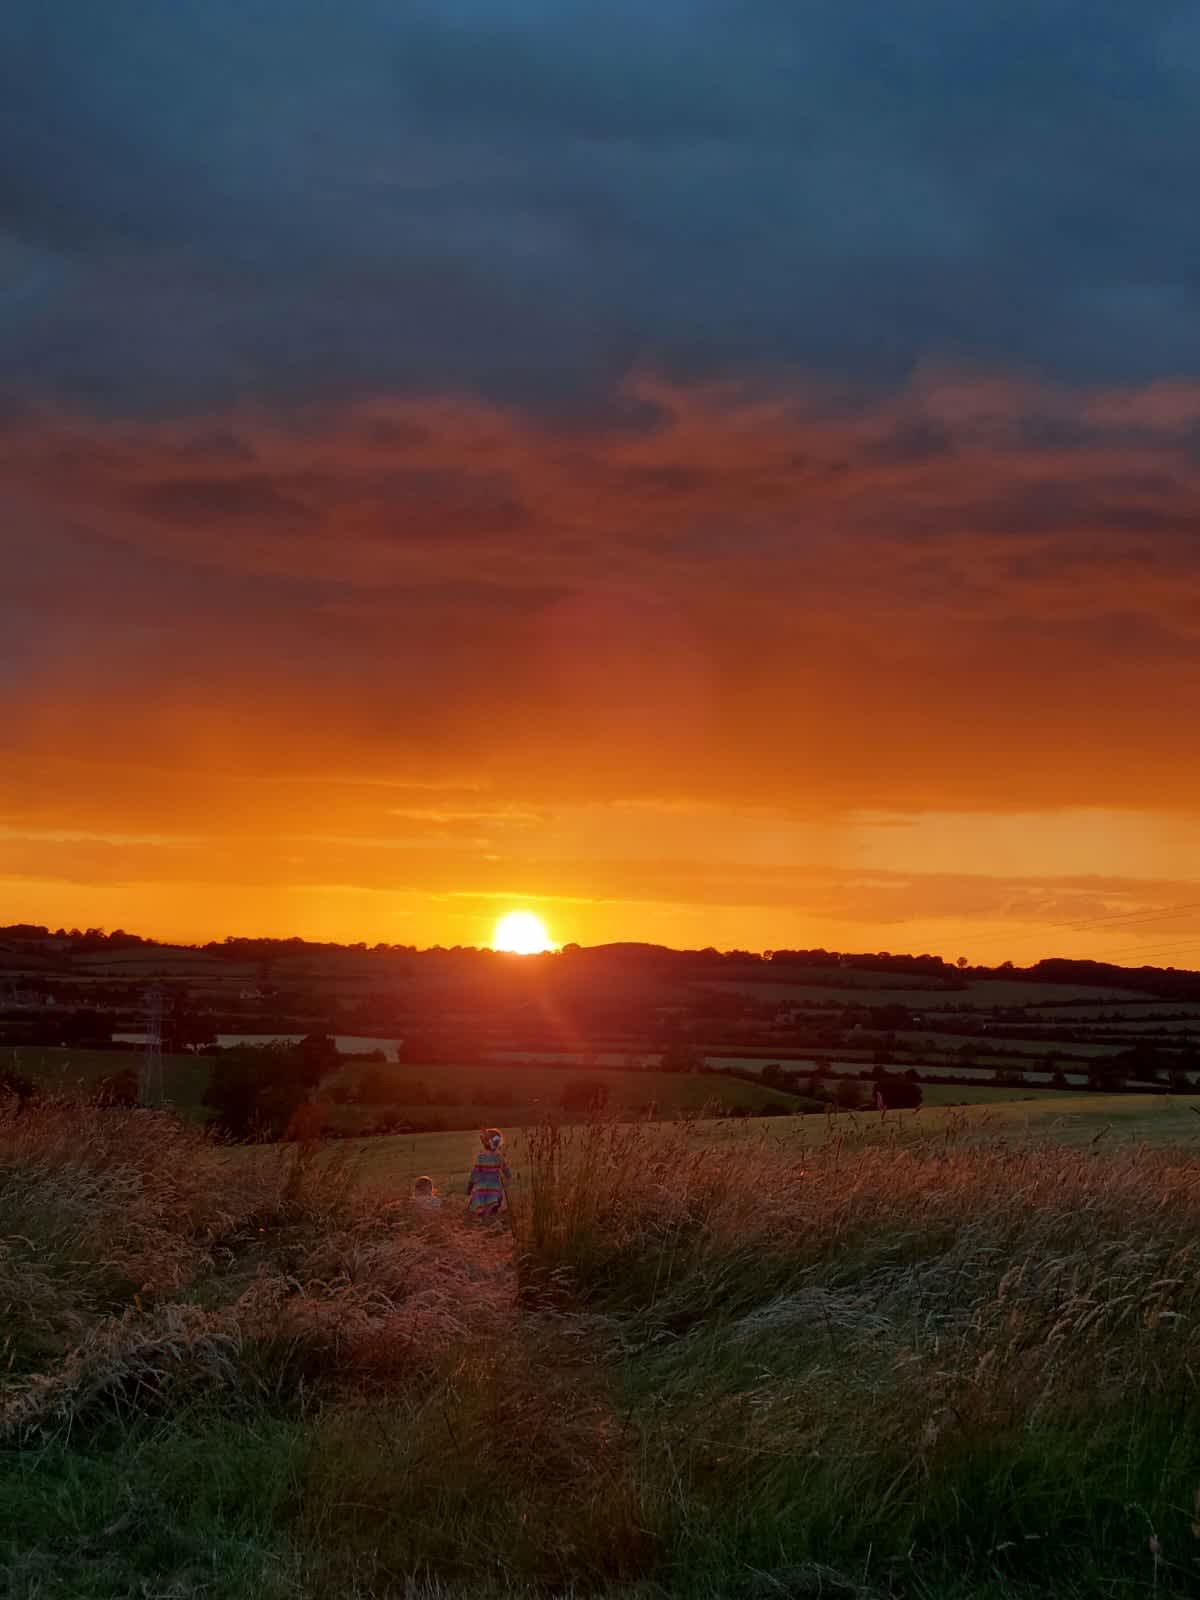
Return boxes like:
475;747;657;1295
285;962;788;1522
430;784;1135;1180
6;1045;210;1109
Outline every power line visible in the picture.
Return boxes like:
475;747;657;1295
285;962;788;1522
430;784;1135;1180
1059;899;1200;934
1078;934;1200;965
966;895;1200;966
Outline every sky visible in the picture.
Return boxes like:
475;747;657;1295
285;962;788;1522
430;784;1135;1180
3;0;1200;963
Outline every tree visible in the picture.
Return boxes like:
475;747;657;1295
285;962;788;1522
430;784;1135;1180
164;991;217;1054
204;1038;341;1141
873;1073;923;1110
295;1033;340;1076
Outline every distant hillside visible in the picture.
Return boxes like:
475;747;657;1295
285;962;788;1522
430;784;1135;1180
4;923;1200;996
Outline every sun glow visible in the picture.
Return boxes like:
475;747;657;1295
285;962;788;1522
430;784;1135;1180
493;910;555;954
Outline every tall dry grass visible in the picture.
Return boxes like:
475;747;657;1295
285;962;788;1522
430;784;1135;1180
0;1097;259;1377
6;1102;1200;1596
514;1118;1200;1593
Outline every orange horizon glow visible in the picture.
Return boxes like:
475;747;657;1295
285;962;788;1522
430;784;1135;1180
4;372;1200;972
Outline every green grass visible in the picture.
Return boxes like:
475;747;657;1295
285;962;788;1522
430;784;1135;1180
0;1419;305;1598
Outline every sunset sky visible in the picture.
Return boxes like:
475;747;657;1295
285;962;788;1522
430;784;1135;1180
4;2;1200;964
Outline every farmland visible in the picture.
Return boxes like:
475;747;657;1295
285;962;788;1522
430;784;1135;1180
7;1045;818;1129
8;932;1200;1133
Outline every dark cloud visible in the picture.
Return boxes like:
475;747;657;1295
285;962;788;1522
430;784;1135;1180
135;475;316;529
2;1;1199;414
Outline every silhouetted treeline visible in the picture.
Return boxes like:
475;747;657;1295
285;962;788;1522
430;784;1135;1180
7;925;1200;999
1026;958;1200;1002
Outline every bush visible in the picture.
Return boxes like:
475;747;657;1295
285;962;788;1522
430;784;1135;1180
871;1073;923;1110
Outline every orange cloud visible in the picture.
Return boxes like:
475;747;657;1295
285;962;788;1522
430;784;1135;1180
3;370;1200;952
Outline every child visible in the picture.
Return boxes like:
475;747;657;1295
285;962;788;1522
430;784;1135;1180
466;1128;511;1219
411;1175;442;1210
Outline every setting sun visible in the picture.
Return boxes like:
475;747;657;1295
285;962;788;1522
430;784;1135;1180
493;910;555;954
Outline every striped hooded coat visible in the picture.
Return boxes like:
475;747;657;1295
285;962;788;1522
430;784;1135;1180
466;1131;511;1216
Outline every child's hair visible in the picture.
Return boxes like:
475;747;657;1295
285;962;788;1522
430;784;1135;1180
413;1175;435;1195
480;1127;503;1151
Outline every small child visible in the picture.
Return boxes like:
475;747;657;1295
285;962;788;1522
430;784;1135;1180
466;1128;511;1219
411;1175;443;1210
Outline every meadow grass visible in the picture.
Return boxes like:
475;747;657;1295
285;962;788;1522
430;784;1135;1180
330;1092;1200;1197
4;1095;1200;1597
